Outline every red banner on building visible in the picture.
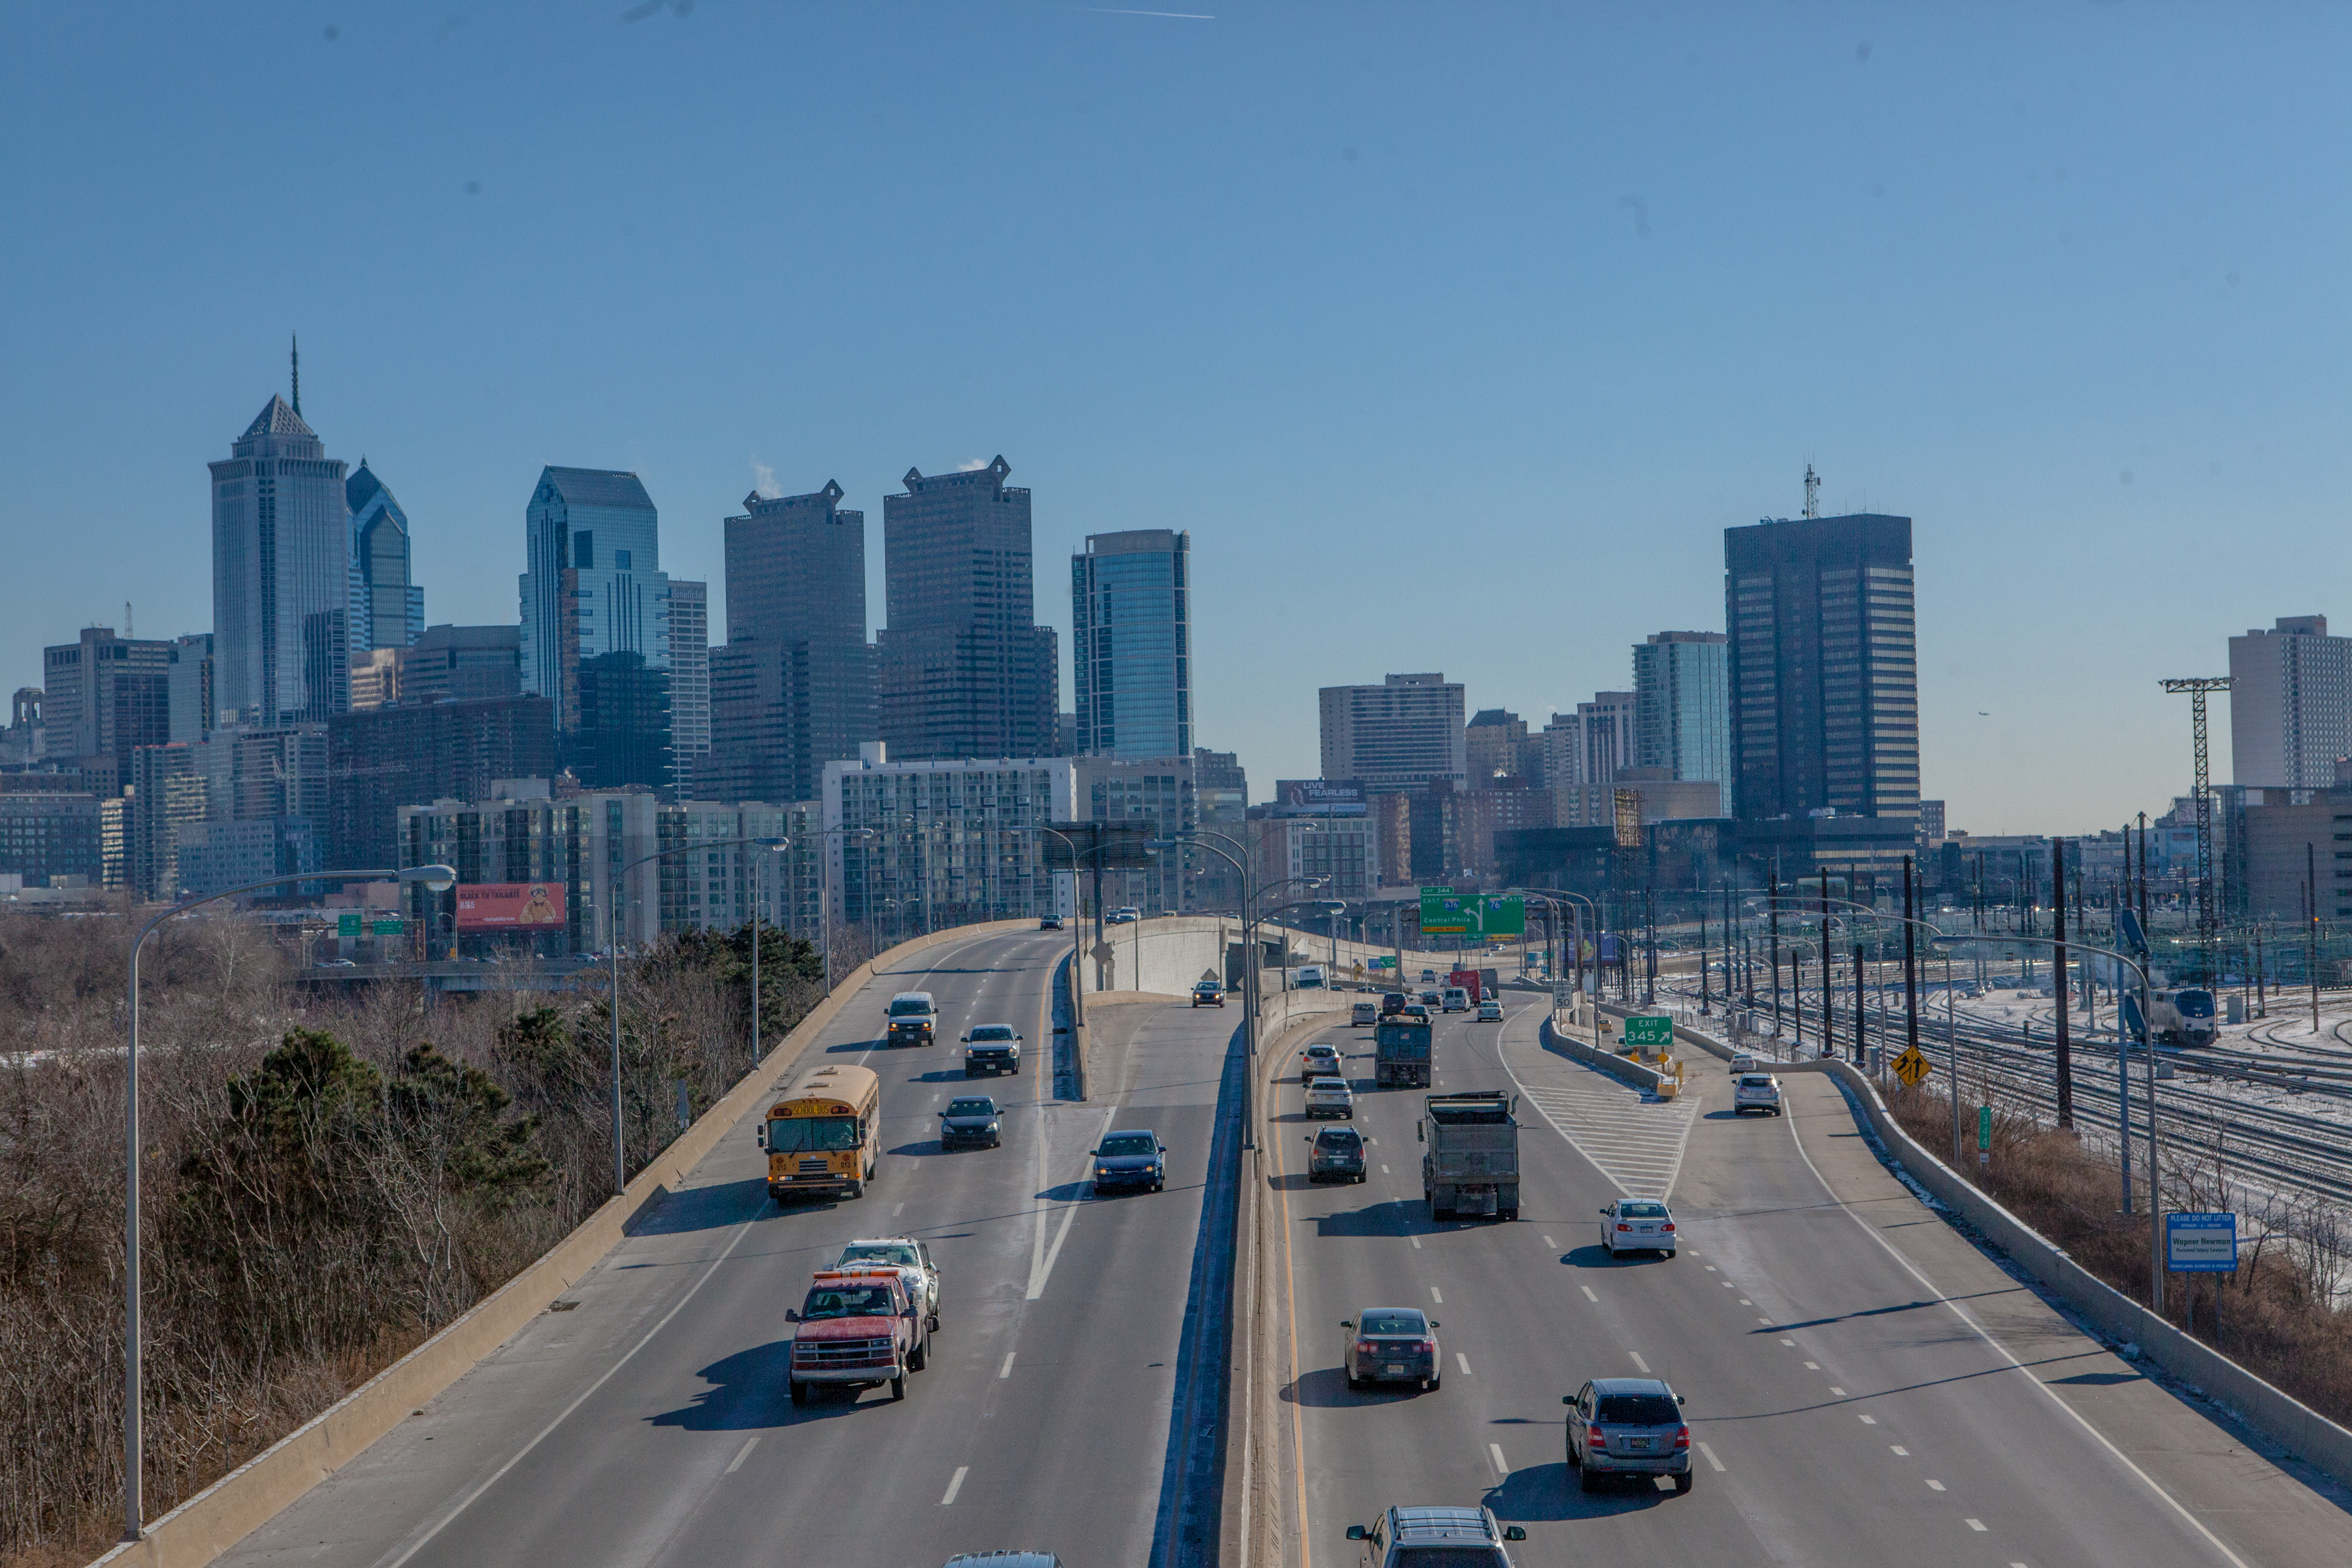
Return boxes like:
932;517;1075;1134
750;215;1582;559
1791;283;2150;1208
454;882;567;930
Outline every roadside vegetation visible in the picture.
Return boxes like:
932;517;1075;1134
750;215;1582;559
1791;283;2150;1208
0;913;825;1567
1887;1083;2352;1431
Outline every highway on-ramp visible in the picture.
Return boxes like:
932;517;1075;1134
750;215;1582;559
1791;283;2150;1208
1267;994;2352;1568
216;927;1240;1568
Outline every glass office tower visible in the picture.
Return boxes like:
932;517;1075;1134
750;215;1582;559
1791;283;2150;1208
1070;529;1192;759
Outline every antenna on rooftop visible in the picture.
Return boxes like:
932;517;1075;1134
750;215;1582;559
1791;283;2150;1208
1803;463;1820;519
291;335;301;416
125;601;133;638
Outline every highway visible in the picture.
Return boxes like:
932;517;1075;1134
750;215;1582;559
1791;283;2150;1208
1267;994;2352;1567
215;926;1241;1568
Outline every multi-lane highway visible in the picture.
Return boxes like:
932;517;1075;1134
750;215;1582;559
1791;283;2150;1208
215;926;1240;1568
1267;994;2352;1568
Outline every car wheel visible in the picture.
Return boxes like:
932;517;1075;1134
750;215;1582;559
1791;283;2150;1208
789;1379;808;1405
909;1340;928;1372
1153;1180;1165;1192
1501;1207;1518;1221
1356;1172;1367;1184
846;1181;864;1200
1674;1471;1694;1495
1424;1375;1441;1392
1347;1370;1364;1392
1579;1463;1602;1493
963;1068;975;1079
890;1375;906;1401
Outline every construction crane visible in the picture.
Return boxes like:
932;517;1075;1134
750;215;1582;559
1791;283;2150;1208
2161;675;2232;972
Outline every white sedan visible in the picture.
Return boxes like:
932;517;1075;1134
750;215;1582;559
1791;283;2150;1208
1476;997;1503;1022
1304;1078;1356;1119
1599;1198;1678;1257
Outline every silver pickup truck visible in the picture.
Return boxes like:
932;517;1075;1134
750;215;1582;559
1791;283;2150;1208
1419;1090;1519;1222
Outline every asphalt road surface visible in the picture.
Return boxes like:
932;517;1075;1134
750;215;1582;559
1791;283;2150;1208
216;928;1239;1568
1271;995;2352;1568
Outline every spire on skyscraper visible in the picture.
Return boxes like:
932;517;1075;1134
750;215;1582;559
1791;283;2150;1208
291;334;301;416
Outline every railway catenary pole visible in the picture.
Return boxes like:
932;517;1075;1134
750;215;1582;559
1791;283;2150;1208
2054;837;2074;1130
1903;855;1921;1069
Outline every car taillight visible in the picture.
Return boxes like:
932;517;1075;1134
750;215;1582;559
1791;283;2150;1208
1416;1341;1435;1354
1661;1222;1675;1232
1616;1223;1631;1232
1588;1427;1607;1447
1674;1425;1691;1449
1356;1340;1377;1356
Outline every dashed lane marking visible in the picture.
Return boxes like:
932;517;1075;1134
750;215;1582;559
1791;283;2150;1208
1967;1520;1987;1532
1488;1443;1509;1476
999;1352;1016;1379
1804;1361;1820;1369
1829;1386;1846;1397
1859;1415;1877;1425
1411;1236;1422;1250
1579;1286;1599;1303
1430;1286;1443;1303
725;1436;758;1474
1697;1441;1725;1473
1543;1235;1558;1249
941;1466;969;1505
1457;1352;1472;1375
1891;1446;1909;1456
1926;1479;1946;1492
1629;1351;1650;1373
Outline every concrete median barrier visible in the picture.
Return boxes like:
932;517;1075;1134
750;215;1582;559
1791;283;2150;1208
90;919;1044;1568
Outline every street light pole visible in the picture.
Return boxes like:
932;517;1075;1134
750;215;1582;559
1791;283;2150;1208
123;862;455;1544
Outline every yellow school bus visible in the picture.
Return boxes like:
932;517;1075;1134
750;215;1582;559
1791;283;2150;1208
761;1063;883;1203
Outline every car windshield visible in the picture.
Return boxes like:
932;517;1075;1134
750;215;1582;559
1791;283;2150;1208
1359;1311;1425;1335
1596;1393;1680;1424
946;1098;997;1116
767;1116;861;1153
1315;1130;1361;1149
970;1026;1015;1041
1311;1081;1350;1096
1393;1550;1505;1568
802;1284;898;1319
1740;1075;1774;1088
1619;1203;1669;1218
839;1243;918;1267
1100;1134;1156;1156
889;998;933;1016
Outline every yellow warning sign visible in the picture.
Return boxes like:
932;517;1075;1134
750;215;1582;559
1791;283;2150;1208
1893;1046;1933;1088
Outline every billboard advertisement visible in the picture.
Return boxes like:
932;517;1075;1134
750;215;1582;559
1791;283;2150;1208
1273;779;1367;817
455;882;568;930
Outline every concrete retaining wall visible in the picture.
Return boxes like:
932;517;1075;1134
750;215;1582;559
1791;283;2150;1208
92;919;1045;1568
1077;915;1233;999
1659;1011;2352;1488
1541;1011;1670;1096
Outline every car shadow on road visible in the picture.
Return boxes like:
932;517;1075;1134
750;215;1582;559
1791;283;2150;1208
1282;1367;1439;1409
647;1340;883;1430
625;1176;770;1237
1484;1464;1673;1522
1315;1198;1434;1238
1564;1243;1665;1269
826;1039;883;1053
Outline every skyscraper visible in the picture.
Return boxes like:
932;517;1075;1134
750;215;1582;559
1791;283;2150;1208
1071;529;1192;759
211;395;351;725
347;460;423;659
702;482;876;802
876;457;1057;760
1632;631;1731;814
2229;616;2352;791
667;579;711;794
42;627;172;790
1724;511;1918;824
517;466;673;789
1318;674;1466;793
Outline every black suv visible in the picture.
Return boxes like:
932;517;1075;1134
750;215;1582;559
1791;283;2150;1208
1307;1125;1367;1183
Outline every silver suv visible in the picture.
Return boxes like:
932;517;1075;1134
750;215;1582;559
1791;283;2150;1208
1345;1505;1525;1567
1565;1377;1692;1492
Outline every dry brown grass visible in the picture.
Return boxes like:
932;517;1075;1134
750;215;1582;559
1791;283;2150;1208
1887;1083;2352;1429
0;911;828;1568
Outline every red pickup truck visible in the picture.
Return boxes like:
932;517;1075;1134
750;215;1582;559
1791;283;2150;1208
786;1267;930;1405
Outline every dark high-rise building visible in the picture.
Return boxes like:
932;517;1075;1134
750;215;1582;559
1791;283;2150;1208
1071;529;1192;759
212;390;351;725
347;461;423;658
42;627;173;791
517;466;673;789
167;633;216;743
704;483;875;802
396;625;524;706
876;458;1057;760
1724;512;1918;824
327;694;556;872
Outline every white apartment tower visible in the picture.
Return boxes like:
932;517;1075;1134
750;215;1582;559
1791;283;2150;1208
2230;616;2352;791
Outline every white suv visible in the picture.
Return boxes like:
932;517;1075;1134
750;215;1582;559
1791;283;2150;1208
1733;1073;1783;1116
1347;1506;1525;1568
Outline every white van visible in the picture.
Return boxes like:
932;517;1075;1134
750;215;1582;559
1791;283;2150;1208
1294;965;1327;990
1441;986;1471;1013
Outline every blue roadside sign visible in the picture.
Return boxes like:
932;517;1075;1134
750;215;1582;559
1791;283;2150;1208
2119;909;2149;959
2165;1211;2236;1273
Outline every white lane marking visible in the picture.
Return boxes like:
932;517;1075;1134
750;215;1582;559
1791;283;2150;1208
1429;1286;1443;1303
941;1465;969;1505
1029;1105;1115;1299
1697;1441;1725;1472
999;1352;1017;1379
1543;1235;1559;1249
1780;1337;1795;1346
1804;1361;1820;1370
1704;1265;1718;1271
725;1436;758;1473
1739;1298;1752;1305
1411;1235;1422;1250
1926;1479;1946;1492
1859;1415;1878;1425
1488;1443;1509;1475
1967;1519;1988;1532
1721;1280;1734;1288
1829;1386;1846;1397
378;1202;766;1568
1628;1351;1650;1373
1891;1445;1909;1456
1757;1317;1771;1324
893;1201;907;1217
1382;1164;1390;1174
1778;1105;2256;1568
1580;1286;1599;1303
1456;1352;1472;1375
1503;1072;1700;1199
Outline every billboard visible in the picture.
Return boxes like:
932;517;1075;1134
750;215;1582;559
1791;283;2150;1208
455;882;568;930
1273;779;1367;817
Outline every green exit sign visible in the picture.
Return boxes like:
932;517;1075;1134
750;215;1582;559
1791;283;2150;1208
1623;1015;1673;1048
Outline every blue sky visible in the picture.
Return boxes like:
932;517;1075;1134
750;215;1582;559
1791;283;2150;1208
3;2;2345;834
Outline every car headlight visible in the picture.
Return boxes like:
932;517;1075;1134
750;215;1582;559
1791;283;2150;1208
1097;1166;1113;1177
983;1122;999;1132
